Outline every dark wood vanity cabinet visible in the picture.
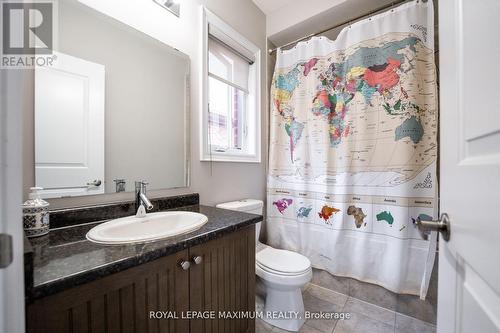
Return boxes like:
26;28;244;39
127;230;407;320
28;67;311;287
27;226;255;333
189;225;256;333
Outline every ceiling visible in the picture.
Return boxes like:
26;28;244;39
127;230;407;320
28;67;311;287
251;0;293;14
252;0;397;47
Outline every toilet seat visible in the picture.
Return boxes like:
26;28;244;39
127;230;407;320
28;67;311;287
256;247;311;276
256;262;311;276
256;263;312;286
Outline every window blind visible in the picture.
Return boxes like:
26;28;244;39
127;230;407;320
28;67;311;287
208;24;255;64
208;24;254;93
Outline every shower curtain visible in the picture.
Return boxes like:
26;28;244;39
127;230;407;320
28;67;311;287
267;0;437;298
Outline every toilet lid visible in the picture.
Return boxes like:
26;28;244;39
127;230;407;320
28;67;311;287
256;247;311;275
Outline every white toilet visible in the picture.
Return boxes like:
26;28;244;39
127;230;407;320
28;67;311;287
216;199;312;332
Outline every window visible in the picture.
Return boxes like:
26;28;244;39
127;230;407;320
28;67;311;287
201;8;261;163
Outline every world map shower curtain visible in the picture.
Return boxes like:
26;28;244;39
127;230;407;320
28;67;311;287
267;0;437;298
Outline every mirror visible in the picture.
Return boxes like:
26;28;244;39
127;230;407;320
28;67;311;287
34;0;189;198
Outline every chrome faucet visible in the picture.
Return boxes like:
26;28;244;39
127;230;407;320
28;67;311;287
135;181;153;215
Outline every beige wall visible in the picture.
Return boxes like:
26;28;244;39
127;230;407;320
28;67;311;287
23;0;268;208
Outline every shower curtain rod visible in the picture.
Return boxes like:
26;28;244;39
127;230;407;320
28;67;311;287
268;0;412;54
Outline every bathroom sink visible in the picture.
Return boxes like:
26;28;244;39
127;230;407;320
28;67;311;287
86;211;208;245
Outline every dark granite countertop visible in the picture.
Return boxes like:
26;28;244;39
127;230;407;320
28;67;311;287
27;204;262;301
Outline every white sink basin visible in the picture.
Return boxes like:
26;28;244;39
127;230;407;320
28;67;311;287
86;211;208;245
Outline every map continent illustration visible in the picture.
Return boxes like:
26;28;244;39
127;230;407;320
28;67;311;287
270;33;437;188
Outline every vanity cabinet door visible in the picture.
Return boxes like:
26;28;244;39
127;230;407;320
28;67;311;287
27;250;190;333
188;225;256;333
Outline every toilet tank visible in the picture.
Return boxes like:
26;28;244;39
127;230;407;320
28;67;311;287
216;199;263;243
216;199;263;215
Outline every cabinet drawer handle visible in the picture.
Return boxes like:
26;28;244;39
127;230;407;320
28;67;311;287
192;255;203;265
179;260;191;270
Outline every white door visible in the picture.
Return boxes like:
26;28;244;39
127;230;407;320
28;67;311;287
35;52;105;198
438;0;500;332
0;69;26;333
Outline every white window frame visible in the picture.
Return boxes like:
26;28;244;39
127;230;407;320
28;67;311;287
200;7;261;163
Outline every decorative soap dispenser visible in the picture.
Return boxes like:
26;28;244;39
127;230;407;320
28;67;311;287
22;187;50;238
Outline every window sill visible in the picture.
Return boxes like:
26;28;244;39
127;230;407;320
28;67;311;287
200;153;261;163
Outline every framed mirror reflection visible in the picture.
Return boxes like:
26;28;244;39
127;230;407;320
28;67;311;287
34;0;190;198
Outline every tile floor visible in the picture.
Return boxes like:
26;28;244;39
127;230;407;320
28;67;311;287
310;264;438;325
256;284;436;333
